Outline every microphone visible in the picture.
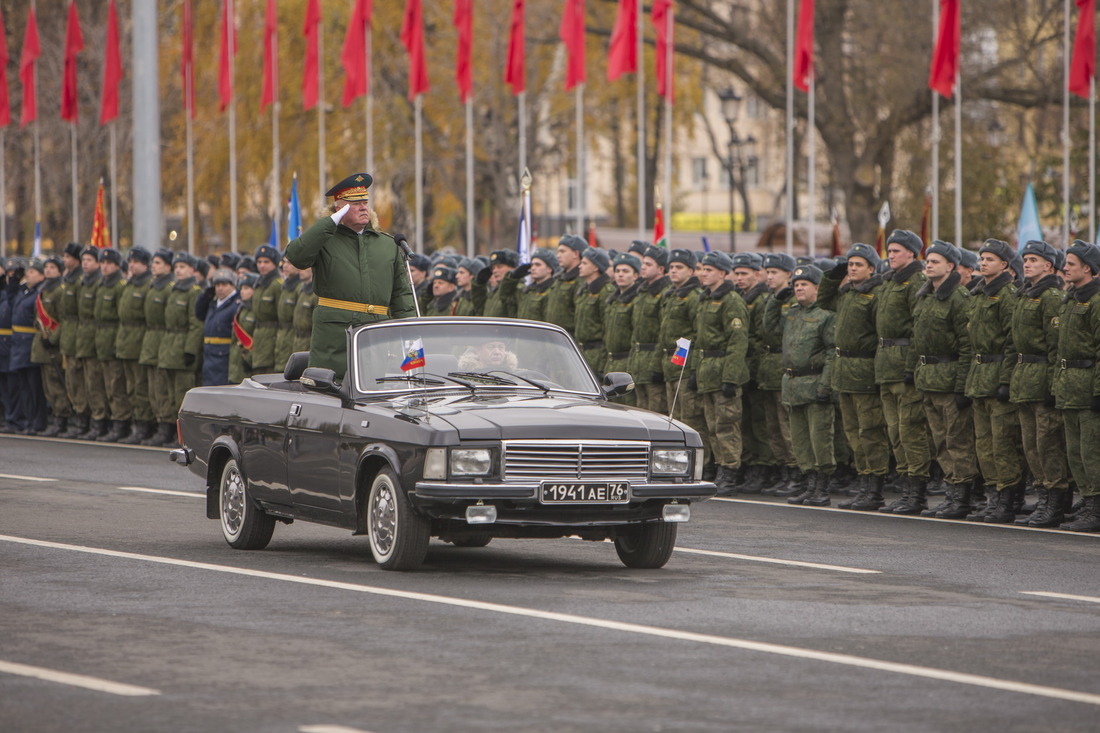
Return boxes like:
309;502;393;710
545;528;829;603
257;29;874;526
393;232;413;258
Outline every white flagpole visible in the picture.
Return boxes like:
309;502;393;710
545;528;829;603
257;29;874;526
1064;0;1072;246
523;168;533;256
318;14;326;210
636;0;646;239
272;20;280;239
109;122;118;249
1091;76;1096;242
519;91;527;188
954;68;962;246
808;76;816;257
33;0;40;254
366;14;373;173
70;124;78;242
415;93;424;253
466;97;474;257
0;131;5;257
785;0;794;255
228;0;237;252
575;83;585;235
931;0;940;243
186;65;195;255
663;3;673;243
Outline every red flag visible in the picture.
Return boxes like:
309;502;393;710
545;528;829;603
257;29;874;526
261;0;278;112
401;0;430;99
792;0;814;92
607;0;637;81
653;0;673;100
302;0;321;109
90;181;110;249
0;7;10;127
653;204;667;248
341;0;371;107
505;0;526;95
35;293;59;334
219;0;238;112
560;0;586;91
19;8;39;128
928;0;960;98
233;313;254;351
875;226;886;258
1069;0;1096;99
61;2;83;122
454;0;473;102
182;0;195;118
587;220;599;248
100;0;122;125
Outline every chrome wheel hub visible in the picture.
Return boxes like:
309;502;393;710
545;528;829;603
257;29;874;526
371;482;396;556
222;467;245;537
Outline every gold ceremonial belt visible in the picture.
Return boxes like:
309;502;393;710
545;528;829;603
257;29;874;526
317;297;389;316
12;325;36;334
204;337;232;345
0;328;12;335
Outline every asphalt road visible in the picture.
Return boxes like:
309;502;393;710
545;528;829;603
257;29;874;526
2;434;1099;733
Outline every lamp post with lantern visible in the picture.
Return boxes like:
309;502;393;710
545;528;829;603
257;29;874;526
717;86;757;250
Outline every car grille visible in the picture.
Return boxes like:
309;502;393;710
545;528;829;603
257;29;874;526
502;440;650;482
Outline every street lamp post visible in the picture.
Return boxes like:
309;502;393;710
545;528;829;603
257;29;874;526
717;87;741;250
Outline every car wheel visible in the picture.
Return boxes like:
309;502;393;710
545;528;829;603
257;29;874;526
613;522;677;569
451;534;492;548
219;457;275;550
366;467;430;570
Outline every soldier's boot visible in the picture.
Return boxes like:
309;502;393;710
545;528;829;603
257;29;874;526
921;487;954;517
891;477;928;515
98;420;128;443
79;418;108;441
983;487;1016;524
714;466;739;497
1027;489;1066;528
38;416;67;438
926;479;947;497
880;476;914;513
965;486;996;521
804;472;832;507
936;480;974;519
738;465;766;494
701;461;717;482
60;413;89;439
786;471;816;505
1016;488;1047;525
149;422;177;447
838;475;869;509
141;422;169;446
761;466;790;496
774;468;807;497
119;421;151;445
850;475;886;511
1059;495;1100;532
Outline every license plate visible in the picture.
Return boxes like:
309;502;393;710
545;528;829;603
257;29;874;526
539;481;630;504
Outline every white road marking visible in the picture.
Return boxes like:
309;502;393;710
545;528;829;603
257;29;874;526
300;726;375;733
673;547;880;574
117;486;203;499
0;473;57;482
0;659;160;697
4;534;1100;707
1021;591;1100;605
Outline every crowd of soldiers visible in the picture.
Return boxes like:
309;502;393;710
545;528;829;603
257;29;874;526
0;242;315;447
4;227;1099;533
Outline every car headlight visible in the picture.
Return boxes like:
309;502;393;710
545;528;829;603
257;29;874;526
450;448;493;476
651;448;691;477
423;448;447;480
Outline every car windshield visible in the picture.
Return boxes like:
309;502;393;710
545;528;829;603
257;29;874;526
351;320;601;395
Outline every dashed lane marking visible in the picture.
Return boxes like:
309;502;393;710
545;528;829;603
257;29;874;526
117;486;204;499
673;546;880;574
0;659;160;696
0;473;57;482
3;533;1100;707
1021;591;1100;605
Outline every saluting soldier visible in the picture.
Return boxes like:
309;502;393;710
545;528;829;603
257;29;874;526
284;172;416;379
140;249;178;446
480;250;519;318
11;261;48;433
230;274;258;384
93;249;133;442
515;249;558;321
116;248;155;444
425;265;459;315
249;244;284;375
656;249;707;455
74;247;107;440
603;253;643;405
1010;240;1071;527
292;267;316;354
274;259;303;372
730;252;772;491
1052;241;1100;532
630;245;672;413
56;243;86;438
545;235;587;336
32;257;71;437
158;253;203;438
758;253;800;494
573;248;614;376
452;258;486;317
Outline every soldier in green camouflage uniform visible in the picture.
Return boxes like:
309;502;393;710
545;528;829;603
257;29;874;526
603;253;643;406
157;253;203;440
1053;241;1100;532
250;245;284;375
452;259;486;317
630;245;672;413
31;257;70;436
230;274;258;384
116;248;154;444
57;243;87;438
574;248;614;376
730;252;773;491
657;249;707;458
515;249;557;321
274;259;303;372
141;250;178;446
963;239;1024;522
92;249;132;442
75;247;107;440
481;250;519;318
692;251;750;494
292;268;315;355
1010;240;1071;527
545;235;587;337
424;265;459;316
759;253;800;494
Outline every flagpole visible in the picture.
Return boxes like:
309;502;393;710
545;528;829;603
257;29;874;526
807;76;816;257
109;122;118;248
663;3;673;245
318;13;326;209
186;72;195;255
1091;76;1096;242
272;17;280;243
519;91;527;187
0;131;5;257
1064;0;1072;246
70;123;78;242
415;93;424;253
365;14;373;173
575;83;585;235
954;67;962;247
636;0;646;239
33;2;40;254
785;0;794;256
931;0;940;243
466;97;474;257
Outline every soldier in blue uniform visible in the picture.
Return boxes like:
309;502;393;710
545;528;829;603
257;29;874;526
196;268;241;386
11;260;48;433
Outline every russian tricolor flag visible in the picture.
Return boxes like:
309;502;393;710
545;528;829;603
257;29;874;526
401;338;426;372
671;338;691;366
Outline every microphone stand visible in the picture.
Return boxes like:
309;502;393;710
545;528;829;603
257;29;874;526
393;234;422;318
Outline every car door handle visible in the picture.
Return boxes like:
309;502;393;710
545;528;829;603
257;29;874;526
289;404;301;417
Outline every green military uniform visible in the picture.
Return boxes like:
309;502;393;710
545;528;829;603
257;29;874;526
604;280;642;405
292;281;316;355
250;269;283;374
911;268;976;514
158;276;203;419
414;280;432;314
75;268;107;430
484;278;518;318
875;259;930;488
116;268;153;442
274;272;302;372
657;276;707;457
285;217;416;379
230;299;257;384
760;290;798;478
141;271;176;442
30;274;70;431
545;266;581;337
574;274;614;376
451;286;484;317
425;289;457;316
1010;271;1070;524
738;280;773;481
57;265;86;436
516;277;554;322
94;267;132;435
629;275;671;412
692;281;750;479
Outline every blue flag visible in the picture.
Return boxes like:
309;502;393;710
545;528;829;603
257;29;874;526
268;217;279;249
287;176;302;242
701;236;711;253
32;222;41;258
517;202;530;265
1016;182;1042;253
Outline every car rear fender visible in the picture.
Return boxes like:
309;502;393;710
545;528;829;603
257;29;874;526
353;444;404;535
204;437;242;520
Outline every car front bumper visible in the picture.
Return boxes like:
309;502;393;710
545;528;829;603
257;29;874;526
413;480;717;503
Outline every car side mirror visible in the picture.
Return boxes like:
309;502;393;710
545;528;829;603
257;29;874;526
299;367;340;395
602;372;634;398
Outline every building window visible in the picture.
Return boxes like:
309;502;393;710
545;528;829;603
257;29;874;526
565;179;579;214
745;156;760;187
691;157;708;190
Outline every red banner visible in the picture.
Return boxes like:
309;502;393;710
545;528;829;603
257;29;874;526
505;0;526;95
454;0;473;103
919;192;932;257
1069;0;1096;99
792;0;814;92
607;0;636;82
302;0;321;110
100;0;122;125
560;0;585;91
233;313;253;351
0;7;9;127
219;0;237;112
91;182;110;249
182;0;194;118
19;8;39;128
928;0;960;98
61;2;83;122
261;0;278;112
653;0;674;100
401;0;430;99
36;293;58;334
340;0;371;107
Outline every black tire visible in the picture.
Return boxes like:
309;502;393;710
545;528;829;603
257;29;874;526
366;467;430;570
613;522;677;569
219;458;275;550
451;534;492;548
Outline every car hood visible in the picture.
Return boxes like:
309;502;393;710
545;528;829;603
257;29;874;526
384;392;694;443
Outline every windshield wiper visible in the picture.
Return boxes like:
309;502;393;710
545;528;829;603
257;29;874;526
376;374;447;386
487;370;553;391
448;370;518;385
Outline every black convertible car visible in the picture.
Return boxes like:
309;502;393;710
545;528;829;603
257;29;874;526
171;317;715;570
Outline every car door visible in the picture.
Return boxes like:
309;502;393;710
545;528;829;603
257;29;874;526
286;391;347;523
237;388;293;509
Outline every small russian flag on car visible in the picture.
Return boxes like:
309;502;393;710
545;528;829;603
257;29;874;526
671;338;691;366
401;338;426;371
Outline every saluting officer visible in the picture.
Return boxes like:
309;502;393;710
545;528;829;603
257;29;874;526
573;247;614;376
514;249;558;321
93;249;133;442
140;249;178;446
249;244;284;375
116;248;155;444
285;173;415;379
32;257;71;437
629;245;672;413
480;250;519;318
452;259;485;317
